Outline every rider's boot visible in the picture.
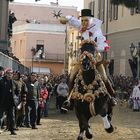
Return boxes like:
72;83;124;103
104;80;117;106
96;63;117;106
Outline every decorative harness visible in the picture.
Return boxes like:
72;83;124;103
70;50;110;116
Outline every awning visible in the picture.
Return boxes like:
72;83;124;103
32;67;50;74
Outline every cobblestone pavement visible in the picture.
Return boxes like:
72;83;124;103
0;101;140;140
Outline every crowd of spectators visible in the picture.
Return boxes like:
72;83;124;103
0;64;139;136
112;75;133;101
0;66;69;135
112;75;140;111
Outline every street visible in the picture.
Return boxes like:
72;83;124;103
0;99;140;140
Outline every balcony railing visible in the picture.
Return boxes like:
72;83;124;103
33;53;64;62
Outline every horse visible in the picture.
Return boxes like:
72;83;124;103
68;42;114;140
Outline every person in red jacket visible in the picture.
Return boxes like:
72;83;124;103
37;78;48;125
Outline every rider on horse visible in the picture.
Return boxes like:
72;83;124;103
59;9;116;106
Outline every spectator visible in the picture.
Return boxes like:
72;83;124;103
0;68;19;135
44;76;52;117
0;66;5;132
0;66;4;80
57;78;69;114
53;79;60;110
37;78;48;125
24;72;40;129
132;80;140;111
13;71;27;128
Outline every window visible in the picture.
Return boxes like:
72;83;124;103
36;40;44;59
20;40;22;58
88;1;95;16
130;8;135;15
113;4;118;20
36;44;44;52
130;0;140;15
109;0;118;21
136;0;140;13
36;40;44;51
98;0;105;22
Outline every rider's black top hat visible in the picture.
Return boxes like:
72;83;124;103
80;9;94;17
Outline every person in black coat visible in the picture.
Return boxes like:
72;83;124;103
0;68;19;135
24;72;40;129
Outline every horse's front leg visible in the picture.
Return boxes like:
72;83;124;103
100;106;114;133
102;115;114;133
76;113;93;139
75;109;91;139
85;124;93;139
77;118;93;140
77;126;85;140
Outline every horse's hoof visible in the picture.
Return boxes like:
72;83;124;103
85;133;93;139
85;130;93;139
77;136;84;140
105;124;114;133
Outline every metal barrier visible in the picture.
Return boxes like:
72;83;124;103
0;52;30;74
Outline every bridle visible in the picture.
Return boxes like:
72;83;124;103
80;50;96;72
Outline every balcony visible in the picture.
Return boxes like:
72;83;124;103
33;53;64;62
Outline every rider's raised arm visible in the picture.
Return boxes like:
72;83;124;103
59;15;81;28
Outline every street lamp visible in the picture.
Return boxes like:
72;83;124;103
130;43;136;57
31;47;36;72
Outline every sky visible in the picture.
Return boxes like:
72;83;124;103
14;0;84;11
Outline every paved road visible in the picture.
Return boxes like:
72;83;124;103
0;102;140;140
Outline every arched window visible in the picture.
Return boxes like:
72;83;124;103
109;0;118;21
98;0;105;22
88;1;95;16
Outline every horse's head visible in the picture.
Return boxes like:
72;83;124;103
79;42;97;84
81;54;90;71
80;43;96;72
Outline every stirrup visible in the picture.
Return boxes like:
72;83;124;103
61;100;71;111
61;107;68;112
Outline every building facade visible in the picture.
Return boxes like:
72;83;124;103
84;0;140;77
9;2;78;75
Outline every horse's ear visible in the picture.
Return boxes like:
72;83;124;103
94;37;97;42
80;43;96;54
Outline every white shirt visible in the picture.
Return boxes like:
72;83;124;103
57;82;69;97
132;85;140;99
66;16;108;52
